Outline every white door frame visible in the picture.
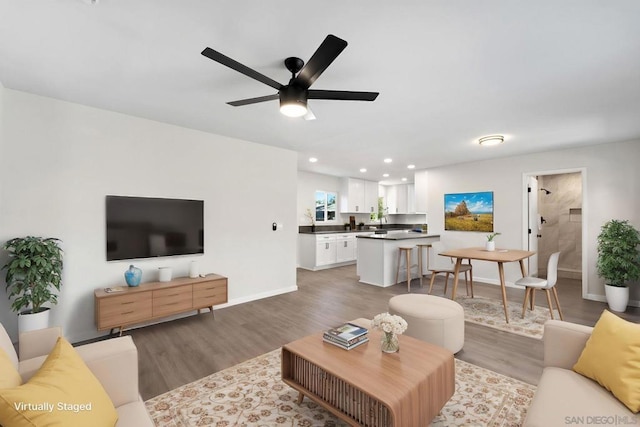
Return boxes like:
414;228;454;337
522;167;588;298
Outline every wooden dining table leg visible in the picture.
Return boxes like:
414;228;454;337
451;257;463;300
498;262;509;323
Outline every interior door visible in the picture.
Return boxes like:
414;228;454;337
527;176;539;276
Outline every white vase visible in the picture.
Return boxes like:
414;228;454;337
18;308;50;334
158;267;172;282
189;261;199;278
486;241;495;251
605;284;629;312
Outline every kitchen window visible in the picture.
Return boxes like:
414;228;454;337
315;191;336;222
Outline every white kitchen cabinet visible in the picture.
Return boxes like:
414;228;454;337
315;235;337;266
340;178;379;213
385;184;415;214
414;170;428;213
364;180;379;214
298;233;362;270
335;234;356;263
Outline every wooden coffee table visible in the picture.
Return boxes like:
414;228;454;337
282;329;455;426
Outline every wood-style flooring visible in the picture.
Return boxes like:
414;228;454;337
129;265;640;400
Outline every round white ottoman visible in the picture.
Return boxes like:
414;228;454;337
388;294;464;353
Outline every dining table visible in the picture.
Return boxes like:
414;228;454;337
438;247;535;323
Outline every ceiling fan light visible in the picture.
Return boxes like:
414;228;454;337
280;86;308;117
280;103;307;117
478;135;504;146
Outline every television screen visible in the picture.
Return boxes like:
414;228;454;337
106;195;204;261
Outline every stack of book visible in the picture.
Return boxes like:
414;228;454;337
323;322;369;350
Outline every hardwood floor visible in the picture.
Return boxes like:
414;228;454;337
129;265;640;400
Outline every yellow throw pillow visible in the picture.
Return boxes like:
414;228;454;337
0;348;22;389
573;310;640;412
0;337;118;427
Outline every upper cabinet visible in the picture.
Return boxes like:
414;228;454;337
340;178;379;213
384;183;420;214
413;171;428;214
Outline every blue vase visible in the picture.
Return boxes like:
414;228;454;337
124;265;142;287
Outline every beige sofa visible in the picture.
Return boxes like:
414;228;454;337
0;323;153;427
524;320;636;426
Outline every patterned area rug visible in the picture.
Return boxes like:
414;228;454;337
145;349;536;427
457;295;561;339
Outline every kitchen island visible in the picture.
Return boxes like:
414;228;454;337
356;232;440;287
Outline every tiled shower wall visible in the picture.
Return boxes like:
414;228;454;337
538;173;582;279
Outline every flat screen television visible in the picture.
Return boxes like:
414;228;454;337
106;195;204;261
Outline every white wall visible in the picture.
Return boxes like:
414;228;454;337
425;139;640;303
0;89;298;342
297;171;342;226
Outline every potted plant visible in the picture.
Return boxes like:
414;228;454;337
2;236;64;332
344;222;351;231
358;222;365;230
596;220;640;312
485;232;501;251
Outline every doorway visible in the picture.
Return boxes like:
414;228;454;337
523;168;587;297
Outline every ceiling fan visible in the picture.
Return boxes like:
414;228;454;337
201;35;379;119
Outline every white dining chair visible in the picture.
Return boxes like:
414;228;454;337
517;251;563;320
427;241;473;297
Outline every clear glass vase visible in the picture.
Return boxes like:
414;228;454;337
381;331;399;353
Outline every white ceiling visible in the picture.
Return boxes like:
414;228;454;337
2;1;639;184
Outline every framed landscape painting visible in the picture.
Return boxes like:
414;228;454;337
444;191;494;232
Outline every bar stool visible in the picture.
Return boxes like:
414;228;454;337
416;243;432;287
395;246;416;292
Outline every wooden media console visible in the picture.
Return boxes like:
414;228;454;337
94;273;227;335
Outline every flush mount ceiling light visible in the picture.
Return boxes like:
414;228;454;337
407;164;415;169
384;158;393;163
360;168;367;173
308;157;318;163
478;135;505;146
383;173;389;177
401;177;407;182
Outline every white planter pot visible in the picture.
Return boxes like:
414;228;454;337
18;308;50;334
605;284;629;312
486;241;496;252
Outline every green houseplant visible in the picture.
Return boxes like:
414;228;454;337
485;232;501;251
596;220;640;312
2;236;64;332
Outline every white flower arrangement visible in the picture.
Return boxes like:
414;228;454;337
371;312;408;335
304;208;315;226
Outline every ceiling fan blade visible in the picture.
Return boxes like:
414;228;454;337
295;35;348;89
308;90;379;101
227;94;279;107
202;47;283;90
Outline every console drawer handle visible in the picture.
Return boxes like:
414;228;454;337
121;311;134;315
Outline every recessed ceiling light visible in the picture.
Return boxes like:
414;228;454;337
360;168;367;173
384;158;392;163
407;164;415;169
478;135;505;146
401;177;407;182
383;173;389;178
309;157;318;163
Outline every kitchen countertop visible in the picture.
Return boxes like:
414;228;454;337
299;227;413;235
357;232;440;240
